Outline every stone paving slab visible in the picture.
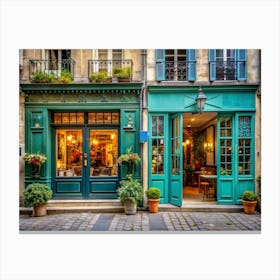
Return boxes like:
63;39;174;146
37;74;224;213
19;211;261;232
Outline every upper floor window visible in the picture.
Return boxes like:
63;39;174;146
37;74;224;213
209;49;246;81
96;49;124;74
156;49;196;82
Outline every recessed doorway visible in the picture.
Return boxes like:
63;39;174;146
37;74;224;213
182;112;217;204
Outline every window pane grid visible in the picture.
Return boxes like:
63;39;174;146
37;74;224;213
238;116;252;175
220;117;232;175
151;116;165;174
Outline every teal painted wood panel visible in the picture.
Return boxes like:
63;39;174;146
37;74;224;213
56;181;81;193
169;114;183;206
217;179;234;204
148;86;257;113
90;181;118;192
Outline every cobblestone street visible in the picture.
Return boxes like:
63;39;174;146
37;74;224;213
20;211;261;232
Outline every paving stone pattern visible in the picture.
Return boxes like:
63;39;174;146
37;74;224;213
20;212;261;232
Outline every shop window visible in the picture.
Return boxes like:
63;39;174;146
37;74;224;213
209;49;246;81
90;130;118;176
238;116;252;175
155;49;196;81
56;129;83;177
220;117;232;176
151;116;164;174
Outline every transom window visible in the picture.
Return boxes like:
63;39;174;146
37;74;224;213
53;112;120;125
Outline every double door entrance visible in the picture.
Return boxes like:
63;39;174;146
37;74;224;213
149;112;255;206
53;113;120;199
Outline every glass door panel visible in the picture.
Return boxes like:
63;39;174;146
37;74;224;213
56;129;83;177
89;129;118;177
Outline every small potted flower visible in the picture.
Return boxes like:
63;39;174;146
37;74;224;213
24;183;53;217
23;152;47;178
117;146;141;175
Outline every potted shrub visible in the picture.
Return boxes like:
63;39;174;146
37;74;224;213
117;174;143;215
146;187;161;213
112;67;123;82
23;183;53;217
242;190;258;214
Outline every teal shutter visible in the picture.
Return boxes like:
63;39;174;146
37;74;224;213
155;49;165;81
187;49;196;81
209;49;216;81
237;49;247;80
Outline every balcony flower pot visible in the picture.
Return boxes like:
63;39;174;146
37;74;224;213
242;190;258;214
23;183;53;217
146;187;161;213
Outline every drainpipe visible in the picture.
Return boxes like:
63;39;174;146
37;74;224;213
140;49;147;207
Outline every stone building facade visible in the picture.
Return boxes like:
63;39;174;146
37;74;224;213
19;49;261;207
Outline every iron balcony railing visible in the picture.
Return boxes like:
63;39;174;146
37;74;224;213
209;60;246;81
165;61;189;81
29;58;75;80
88;59;133;81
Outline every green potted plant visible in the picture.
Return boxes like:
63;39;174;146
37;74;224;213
242;190;258;214
23;152;47;178
57;69;73;83
112;67;123;82
31;71;55;83
116;66;132;82
24;183;53;217
146;187;161;213
117;174;143;215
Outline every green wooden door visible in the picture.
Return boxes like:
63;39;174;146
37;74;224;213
84;127;119;199
217;113;255;204
169;114;183;206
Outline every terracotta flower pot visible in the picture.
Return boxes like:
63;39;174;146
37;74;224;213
33;204;47;217
242;199;257;214
148;198;160;213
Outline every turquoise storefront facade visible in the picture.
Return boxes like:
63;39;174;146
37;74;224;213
148;84;258;206
22;83;142;199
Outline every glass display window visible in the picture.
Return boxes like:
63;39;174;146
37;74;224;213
90;130;118;177
56;129;83;177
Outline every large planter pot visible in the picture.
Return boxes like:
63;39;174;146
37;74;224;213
33;204;47;217
242;199;257;214
123;198;137;215
148;198;160;213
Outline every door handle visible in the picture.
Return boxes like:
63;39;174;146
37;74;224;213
83;153;88;167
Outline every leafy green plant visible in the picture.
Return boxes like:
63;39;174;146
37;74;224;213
117;174;143;204
57;69;73;83
242;190;257;201
112;67;123;77
146;187;160;199
24;183;53;207
32;71;55;83
89;71;110;82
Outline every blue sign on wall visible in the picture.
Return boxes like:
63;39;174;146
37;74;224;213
140;131;148;143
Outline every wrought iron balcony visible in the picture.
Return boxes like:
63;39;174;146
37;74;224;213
165;61;189;81
29;58;75;80
88;60;133;81
209;60;245;80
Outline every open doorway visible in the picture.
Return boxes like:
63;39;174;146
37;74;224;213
182;112;218;204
